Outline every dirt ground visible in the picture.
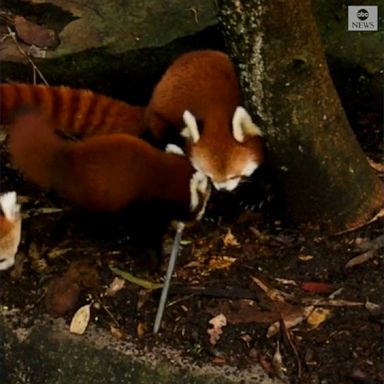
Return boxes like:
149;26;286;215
0;78;383;384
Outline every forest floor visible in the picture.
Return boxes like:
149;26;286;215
0;96;383;384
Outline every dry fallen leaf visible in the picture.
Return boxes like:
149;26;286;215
206;300;279;324
365;300;381;313
307;307;331;328
267;305;314;337
275;277;298;286
137;289;151;311
136;322;147;338
267;322;281;338
300;281;335;294
223;229;240;247
251;276;289;302
240;334;252;347
298;254;314;261
105;277;125;296
211;356;227;365
354;237;367;246
357;234;384;252
345;250;376;268
109;324;125;340
207;313;227;345
249;226;261;238
30;207;64;215
14;15;58;48
69;303;91;335
367;157;384;173
208;256;236;270
335;208;384;235
47;247;72;260
183;260;202;268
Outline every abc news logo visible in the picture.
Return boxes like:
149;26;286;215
357;9;369;20
348;6;378;31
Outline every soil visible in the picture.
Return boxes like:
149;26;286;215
0;76;383;384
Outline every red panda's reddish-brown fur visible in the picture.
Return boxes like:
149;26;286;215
145;50;241;140
0;83;146;138
144;50;264;191
8;111;209;218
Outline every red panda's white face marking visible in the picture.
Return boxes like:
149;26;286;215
181;108;263;191
213;177;241;191
212;160;259;191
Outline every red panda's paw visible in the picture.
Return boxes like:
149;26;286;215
189;171;211;221
165;144;185;156
0;255;16;271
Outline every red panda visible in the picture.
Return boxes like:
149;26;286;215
0;83;146;138
0;191;22;270
145;50;264;191
7;110;210;220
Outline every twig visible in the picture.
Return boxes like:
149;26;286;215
169;284;263;302
251;275;292;302
334;207;384;236
6;26;49;85
96;298;120;329
189;7;199;23
167;294;195;307
301;298;380;309
281;322;302;380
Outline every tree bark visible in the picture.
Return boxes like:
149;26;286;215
218;0;383;231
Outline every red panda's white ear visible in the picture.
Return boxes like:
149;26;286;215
232;106;263;143
0;191;20;221
181;110;200;144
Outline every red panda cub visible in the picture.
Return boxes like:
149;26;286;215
0;83;146;138
7;111;210;221
145;50;264;191
0;191;22;270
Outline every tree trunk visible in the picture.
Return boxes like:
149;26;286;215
218;0;383;231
